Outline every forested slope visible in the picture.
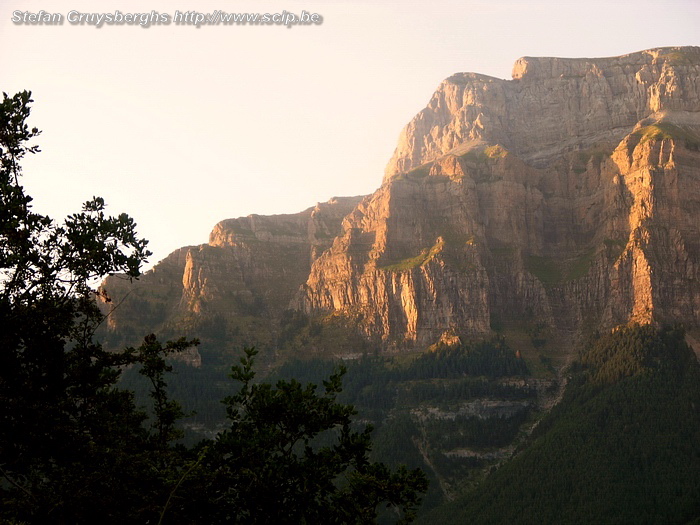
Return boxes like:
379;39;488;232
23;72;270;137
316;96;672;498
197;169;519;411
419;325;700;524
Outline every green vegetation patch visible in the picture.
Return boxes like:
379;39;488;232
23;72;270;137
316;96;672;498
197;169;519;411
490;244;516;258
568;247;596;280
422;325;700;525
406;162;433;179
484;145;508;158
665;49;698;66
525;255;563;286
437;226;474;248
408;337;530;379
459;148;489;164
571;147;610;174
633;122;700;151
602;238;626;249
525;248;596;287
457;145;508;177
381;238;444;272
603;238;627;261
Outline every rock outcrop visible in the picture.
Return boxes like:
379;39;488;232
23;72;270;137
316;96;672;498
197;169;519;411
99;196;363;346
103;46;700;354
385;47;700;176
296;47;700;348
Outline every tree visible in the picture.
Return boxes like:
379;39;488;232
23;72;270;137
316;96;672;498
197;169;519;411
168;348;428;524
0;90;200;523
0;91;427;523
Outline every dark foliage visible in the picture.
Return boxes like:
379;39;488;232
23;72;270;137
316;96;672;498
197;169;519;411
404;337;529;379
271;340;534;517
0;91;427;524
168;348;428;524
422;324;700;524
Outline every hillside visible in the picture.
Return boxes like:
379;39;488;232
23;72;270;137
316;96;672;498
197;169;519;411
419;325;700;524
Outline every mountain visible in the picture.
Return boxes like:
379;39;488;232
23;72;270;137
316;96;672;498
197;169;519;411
99;46;700;520
101;46;700;358
297;46;700;350
99;196;364;359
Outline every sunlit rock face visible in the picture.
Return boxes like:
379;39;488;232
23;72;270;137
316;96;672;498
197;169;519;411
99;196;363;342
101;47;700;352
384;47;700;178
296;47;700;348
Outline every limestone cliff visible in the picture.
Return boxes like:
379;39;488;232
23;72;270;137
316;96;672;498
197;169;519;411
296;47;700;348
385;47;700;176
99;196;363;350
103;46;700;355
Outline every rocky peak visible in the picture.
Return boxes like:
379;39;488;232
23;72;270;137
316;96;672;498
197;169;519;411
298;47;700;349
102;46;700;356
385;46;700;179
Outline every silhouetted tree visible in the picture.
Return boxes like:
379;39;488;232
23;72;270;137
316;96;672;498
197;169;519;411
0;91;427;524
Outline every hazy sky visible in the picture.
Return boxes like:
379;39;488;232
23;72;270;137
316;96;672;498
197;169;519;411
2;0;698;267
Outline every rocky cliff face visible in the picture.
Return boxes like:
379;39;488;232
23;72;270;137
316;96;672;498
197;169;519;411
103;46;700;355
99;196;363;350
385;47;700;176
296;47;700;349
181;196;362;315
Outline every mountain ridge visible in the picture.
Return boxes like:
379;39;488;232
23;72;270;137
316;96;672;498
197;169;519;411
296;45;700;349
101;45;700;358
385;46;700;177
95;46;700;522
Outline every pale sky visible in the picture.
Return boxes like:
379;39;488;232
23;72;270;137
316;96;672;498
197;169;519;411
2;0;698;267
